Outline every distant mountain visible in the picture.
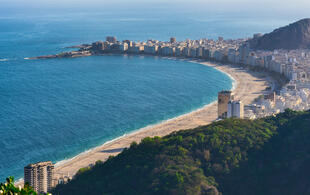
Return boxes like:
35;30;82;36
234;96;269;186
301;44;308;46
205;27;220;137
52;109;310;195
249;18;310;50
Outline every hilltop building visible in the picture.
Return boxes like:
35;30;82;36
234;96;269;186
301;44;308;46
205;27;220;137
24;161;54;194
218;91;234;119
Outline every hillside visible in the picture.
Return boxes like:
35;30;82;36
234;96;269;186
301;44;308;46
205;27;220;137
249;18;310;50
52;109;310;195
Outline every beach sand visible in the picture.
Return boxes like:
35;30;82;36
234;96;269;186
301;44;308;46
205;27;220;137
17;59;276;185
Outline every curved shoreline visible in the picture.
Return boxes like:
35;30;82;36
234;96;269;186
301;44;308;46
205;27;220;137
52;58;274;177
54;59;232;172
16;57;274;185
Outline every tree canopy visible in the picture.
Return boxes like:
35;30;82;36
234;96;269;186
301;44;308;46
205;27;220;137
37;110;310;194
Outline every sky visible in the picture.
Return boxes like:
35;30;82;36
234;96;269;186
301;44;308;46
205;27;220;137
3;0;310;8
0;0;310;19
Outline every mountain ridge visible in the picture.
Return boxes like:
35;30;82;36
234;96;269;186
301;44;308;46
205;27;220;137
249;18;310;50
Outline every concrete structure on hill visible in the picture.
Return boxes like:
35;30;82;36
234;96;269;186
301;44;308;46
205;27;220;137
24;161;54;194
227;100;244;118
218;91;234;119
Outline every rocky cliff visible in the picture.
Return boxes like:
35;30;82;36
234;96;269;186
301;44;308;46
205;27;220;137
249;18;310;50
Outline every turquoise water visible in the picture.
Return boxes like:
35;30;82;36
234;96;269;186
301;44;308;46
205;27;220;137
0;9;294;180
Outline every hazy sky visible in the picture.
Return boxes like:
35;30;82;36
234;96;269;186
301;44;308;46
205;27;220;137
1;0;310;18
3;0;310;7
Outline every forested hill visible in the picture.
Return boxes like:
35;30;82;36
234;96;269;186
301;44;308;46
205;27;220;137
52;109;310;195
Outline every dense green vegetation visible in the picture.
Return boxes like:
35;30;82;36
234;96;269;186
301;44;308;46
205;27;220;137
52;109;310;195
0;177;36;195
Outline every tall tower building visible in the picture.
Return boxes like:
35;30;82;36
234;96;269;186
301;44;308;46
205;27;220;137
218;91;234;119
24;161;54;194
227;100;244;118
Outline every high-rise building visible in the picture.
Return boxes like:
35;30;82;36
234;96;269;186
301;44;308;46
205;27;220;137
227;100;244;118
264;91;276;102
218;91;234;119
203;48;210;59
118;42;128;52
24;161;54;194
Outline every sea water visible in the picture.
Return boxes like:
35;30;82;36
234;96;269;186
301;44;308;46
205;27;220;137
0;8;293;180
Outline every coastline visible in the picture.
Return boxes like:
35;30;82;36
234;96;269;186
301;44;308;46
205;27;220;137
16;58;275;186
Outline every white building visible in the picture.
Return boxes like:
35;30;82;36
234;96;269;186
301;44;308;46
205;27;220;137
118;43;128;52
227;100;244;118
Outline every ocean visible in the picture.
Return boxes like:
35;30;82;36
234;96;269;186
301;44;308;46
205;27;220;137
0;8;294;181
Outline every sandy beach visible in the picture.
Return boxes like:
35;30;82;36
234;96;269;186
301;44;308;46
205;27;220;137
48;59;276;180
16;59;276;185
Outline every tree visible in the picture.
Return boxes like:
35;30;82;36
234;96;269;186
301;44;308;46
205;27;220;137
0;177;37;195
